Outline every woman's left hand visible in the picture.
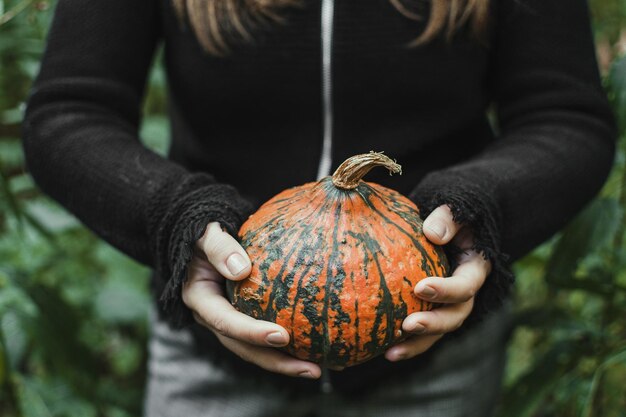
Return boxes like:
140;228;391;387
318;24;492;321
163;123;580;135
385;205;492;362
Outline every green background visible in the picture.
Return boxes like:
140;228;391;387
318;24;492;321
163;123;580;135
1;1;625;416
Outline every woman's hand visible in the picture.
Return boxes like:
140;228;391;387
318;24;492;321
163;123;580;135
385;205;492;362
182;222;322;379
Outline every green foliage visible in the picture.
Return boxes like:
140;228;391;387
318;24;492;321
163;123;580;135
0;0;625;416
0;1;164;416
498;52;626;417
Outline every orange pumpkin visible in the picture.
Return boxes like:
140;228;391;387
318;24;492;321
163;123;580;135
228;152;449;367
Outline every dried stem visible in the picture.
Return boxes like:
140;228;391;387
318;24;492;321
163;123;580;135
331;152;402;190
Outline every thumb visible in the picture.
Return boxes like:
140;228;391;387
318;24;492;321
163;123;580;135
197;222;251;280
422;205;461;245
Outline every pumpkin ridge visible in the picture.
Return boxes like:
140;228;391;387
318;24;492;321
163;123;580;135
263;203;331;324
255;215;316;322
345;195;362;363
288;244;317;348
239;193;308;239
368;185;424;236
359;230;397;355
351;272;360;364
354;184;441;277
284;187;345;361
320;195;346;365
241;184;329;252
287;203;336;356
246;181;331;236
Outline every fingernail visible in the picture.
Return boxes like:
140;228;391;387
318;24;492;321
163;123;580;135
298;370;315;379
427;221;447;240
418;285;437;299
226;253;248;276
265;331;288;346
405;317;426;334
392;349;407;361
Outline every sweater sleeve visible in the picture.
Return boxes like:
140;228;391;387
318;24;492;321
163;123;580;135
21;0;252;326
410;0;617;323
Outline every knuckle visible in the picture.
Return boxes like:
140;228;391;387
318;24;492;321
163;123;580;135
246;327;259;344
435;285;446;300
203;236;225;259
475;255;488;270
204;237;235;261
463;286;477;301
273;362;291;376
211;317;230;336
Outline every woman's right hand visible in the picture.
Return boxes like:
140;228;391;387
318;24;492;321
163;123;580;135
182;222;322;379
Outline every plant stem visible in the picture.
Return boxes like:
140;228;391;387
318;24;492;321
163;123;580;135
331;151;402;190
0;0;34;26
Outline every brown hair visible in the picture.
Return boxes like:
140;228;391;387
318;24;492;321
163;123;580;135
173;0;490;55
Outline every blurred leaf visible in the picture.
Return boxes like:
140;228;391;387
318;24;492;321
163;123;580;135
582;348;626;417
110;340;142;377
104;407;137;417
13;374;53;417
0;36;44;56
140;115;170;156
21;208;55;241
94;279;149;324
0;138;24;167
500;339;593;417
0;271;38;318
512;306;572;329
0;311;28;371
22;376;98;417
0;337;6;387
24;199;79;232
609;55;626;131
0;0;35;26
0;166;24;227
1;104;24;124
19;281;105;400
544;198;621;293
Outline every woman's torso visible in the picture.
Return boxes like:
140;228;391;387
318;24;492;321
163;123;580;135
158;0;495;206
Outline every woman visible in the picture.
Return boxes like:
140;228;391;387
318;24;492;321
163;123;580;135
22;0;615;416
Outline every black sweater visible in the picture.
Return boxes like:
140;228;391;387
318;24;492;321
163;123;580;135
22;0;615;392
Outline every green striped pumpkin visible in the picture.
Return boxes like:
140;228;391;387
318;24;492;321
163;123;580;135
229;152;449;367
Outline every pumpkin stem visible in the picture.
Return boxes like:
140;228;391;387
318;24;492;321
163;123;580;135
331;151;402;190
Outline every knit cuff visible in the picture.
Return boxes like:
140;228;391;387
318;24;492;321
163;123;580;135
148;175;253;327
409;170;515;327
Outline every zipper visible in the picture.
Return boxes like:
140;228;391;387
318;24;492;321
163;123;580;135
318;0;336;396
316;0;335;180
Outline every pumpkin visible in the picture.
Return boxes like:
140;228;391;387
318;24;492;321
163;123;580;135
228;152;449;368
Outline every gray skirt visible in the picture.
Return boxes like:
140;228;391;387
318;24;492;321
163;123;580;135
144;304;512;417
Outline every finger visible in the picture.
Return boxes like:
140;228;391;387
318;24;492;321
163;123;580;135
183;279;289;347
385;334;443;361
217;333;322;379
402;299;474;335
198;222;251;280
422;205;461;245
415;250;490;303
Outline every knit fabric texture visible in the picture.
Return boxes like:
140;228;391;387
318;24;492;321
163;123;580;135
148;175;253;326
